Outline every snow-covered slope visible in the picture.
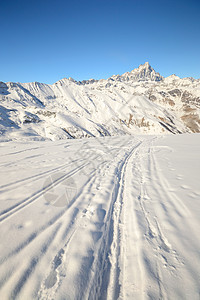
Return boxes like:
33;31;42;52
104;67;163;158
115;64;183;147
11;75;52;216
0;63;199;141
0;134;200;299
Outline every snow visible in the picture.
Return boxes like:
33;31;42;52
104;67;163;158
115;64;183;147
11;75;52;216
0;134;199;299
1;62;200;142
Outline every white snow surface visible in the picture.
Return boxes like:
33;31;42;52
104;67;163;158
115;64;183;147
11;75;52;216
0;134;200;299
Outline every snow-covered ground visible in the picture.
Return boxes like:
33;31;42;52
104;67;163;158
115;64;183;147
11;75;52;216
0;134;200;299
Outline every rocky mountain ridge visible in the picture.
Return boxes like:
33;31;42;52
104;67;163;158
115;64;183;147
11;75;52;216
0;63;199;141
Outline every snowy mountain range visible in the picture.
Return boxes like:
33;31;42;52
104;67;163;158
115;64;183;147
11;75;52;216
0;62;200;141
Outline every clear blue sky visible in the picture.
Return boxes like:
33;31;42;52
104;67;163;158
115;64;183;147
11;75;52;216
0;0;200;84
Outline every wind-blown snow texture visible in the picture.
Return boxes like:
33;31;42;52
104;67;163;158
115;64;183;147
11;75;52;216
0;62;200;141
0;134;200;299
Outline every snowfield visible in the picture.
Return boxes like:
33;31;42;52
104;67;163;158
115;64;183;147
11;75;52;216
0;134;199;299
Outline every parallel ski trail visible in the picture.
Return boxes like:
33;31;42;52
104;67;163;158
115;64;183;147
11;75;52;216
105;141;142;300
0;157;85;190
0;161;90;223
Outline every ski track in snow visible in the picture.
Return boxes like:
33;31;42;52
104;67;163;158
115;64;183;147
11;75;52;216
0;135;200;299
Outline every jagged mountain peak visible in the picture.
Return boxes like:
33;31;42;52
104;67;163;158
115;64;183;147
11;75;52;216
127;62;163;82
133;61;151;72
110;62;163;83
